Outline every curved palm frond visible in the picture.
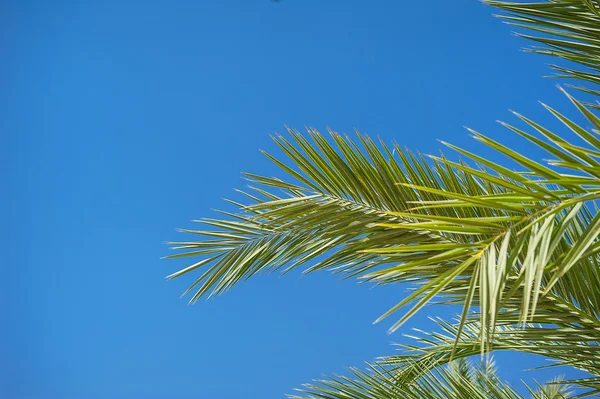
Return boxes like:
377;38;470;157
166;130;495;299
168;90;600;334
166;0;600;396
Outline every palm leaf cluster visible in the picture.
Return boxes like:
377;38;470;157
166;0;600;397
293;357;572;399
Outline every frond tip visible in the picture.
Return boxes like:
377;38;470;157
485;0;600;91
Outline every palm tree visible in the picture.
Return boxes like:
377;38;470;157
166;1;600;397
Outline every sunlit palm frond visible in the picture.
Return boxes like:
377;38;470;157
166;0;600;397
486;0;600;90
290;358;528;399
166;130;502;305
291;353;578;399
167;95;600;394
526;376;574;399
379;319;599;397
168;89;600;335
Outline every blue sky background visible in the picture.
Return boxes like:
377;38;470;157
4;0;591;398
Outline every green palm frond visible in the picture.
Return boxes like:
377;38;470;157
168;89;600;334
292;353;577;399
525;377;574;399
166;0;600;397
167;98;600;394
486;0;600;90
291;358;527;399
167;130;512;324
379;319;599;397
166;131;447;300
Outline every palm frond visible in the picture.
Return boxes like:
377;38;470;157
525;376;574;399
291;358;527;399
486;0;600;91
166;1;600;396
380;319;599;397
168;90;600;335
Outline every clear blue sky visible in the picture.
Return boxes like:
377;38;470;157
4;0;589;398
